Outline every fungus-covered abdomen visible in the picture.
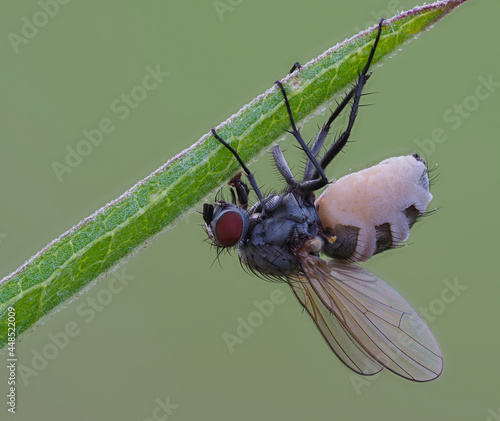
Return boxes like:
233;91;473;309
315;154;432;262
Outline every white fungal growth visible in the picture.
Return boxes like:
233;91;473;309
315;155;432;261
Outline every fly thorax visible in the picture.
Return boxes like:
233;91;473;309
316;154;432;262
238;192;321;276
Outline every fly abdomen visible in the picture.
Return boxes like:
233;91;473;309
322;225;359;261
316;154;432;262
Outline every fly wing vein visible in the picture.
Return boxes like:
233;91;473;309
299;256;443;381
289;275;383;376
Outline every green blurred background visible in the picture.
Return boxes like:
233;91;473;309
1;0;498;420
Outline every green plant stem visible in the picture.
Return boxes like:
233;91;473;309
0;0;468;348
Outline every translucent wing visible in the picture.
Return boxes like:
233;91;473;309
289;275;383;376
293;254;443;381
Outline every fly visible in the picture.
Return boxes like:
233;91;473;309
203;20;443;381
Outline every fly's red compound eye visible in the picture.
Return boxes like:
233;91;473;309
214;210;244;247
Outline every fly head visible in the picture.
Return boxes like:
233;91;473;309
203;201;249;248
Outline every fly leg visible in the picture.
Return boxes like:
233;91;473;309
302;79;366;181
274;80;330;192
310;19;384;180
211;128;266;207
275;19;384;191
289;62;302;73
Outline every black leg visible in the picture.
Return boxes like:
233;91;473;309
211;128;264;203
272;145;296;187
211;19;384;204
311;19;384;180
275;80;329;187
303;75;370;181
271;143;326;192
289;62;302;74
